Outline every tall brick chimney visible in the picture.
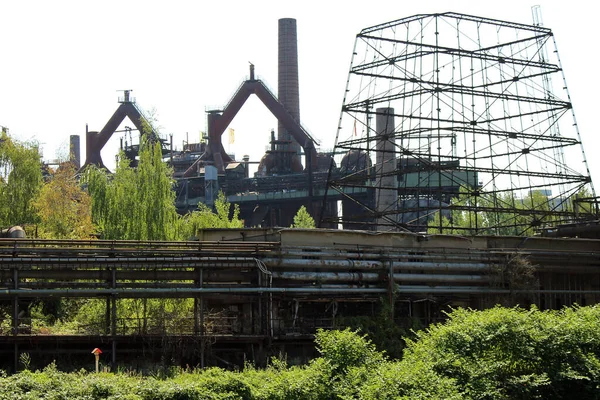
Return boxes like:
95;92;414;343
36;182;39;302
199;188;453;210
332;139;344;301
278;18;301;155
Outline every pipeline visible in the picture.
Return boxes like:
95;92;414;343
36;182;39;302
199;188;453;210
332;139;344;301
1;286;599;298
0;287;388;298
393;285;600;295
0;256;258;267
0;226;25;238
262;258;491;271
262;258;600;271
271;271;488;283
278;248;600;260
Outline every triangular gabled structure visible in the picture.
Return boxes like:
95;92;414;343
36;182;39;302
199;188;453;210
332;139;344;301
81;90;160;170
183;66;318;177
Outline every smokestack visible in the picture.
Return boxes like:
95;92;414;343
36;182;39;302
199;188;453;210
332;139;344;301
69;135;81;169
278;18;301;156
375;108;397;230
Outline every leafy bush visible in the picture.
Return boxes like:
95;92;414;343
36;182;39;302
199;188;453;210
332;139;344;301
397;305;600;399
2;306;600;399
334;299;409;359
314;328;383;377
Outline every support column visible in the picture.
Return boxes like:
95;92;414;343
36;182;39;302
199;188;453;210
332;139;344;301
387;260;395;320
193;298;199;336
111;267;117;369
12;267;19;372
375;107;397;230
199;267;205;368
105;298;111;335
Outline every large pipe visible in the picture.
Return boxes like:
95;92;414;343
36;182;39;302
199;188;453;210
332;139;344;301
14;270;256;281
272;271;488;283
0;226;25;238
268;248;600;259
1;286;599;298
11;272;487;285
262;258;490;271
0;256;258;265
392;285;600;295
3;256;596;273
0;287;388;298
276;249;505;261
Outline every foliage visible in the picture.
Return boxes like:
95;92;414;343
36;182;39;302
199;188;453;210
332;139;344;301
242;357;332;400
0;131;43;227
72;298;196;335
3;306;600;399
315;328;384;377
394;305;600;399
488;254;539;306
427;186;575;236
335;299;408;359
352;359;461;400
33;163;95;239
83;137;179;241
313;328;386;400
290;205;315;228
179;192;244;239
84;140;243;241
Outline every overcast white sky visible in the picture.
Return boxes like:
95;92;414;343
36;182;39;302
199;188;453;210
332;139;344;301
1;1;598;181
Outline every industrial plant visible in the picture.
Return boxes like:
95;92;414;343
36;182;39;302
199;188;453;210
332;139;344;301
2;11;600;371
74;12;598;236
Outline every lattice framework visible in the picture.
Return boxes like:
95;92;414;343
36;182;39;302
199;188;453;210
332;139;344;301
326;12;597;234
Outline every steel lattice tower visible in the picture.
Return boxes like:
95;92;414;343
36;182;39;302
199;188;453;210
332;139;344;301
325;12;597;235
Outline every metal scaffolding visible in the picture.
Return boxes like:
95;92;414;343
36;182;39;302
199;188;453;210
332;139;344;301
325;12;597;234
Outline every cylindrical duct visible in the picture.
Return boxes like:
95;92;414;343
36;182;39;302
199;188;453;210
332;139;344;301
69;135;81;169
278;18;301;156
375;107;397;229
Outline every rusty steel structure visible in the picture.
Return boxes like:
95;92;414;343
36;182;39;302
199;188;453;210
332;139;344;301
1;229;600;371
82;90;164;171
78;19;333;228
326;12;598;234
182;65;317;177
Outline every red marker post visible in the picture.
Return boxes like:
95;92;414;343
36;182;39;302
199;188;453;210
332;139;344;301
91;348;102;373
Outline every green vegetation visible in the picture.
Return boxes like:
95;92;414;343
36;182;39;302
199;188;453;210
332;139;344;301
82;137;243;241
2;306;600;399
334;297;410;359
427;186;593;236
290;205;315;228
33;163;95;239
0;129;246;340
0;131;43;228
179;192;244;238
1;129;243;239
83;137;180;241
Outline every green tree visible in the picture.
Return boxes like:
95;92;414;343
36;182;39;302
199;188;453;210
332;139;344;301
0;131;43;227
83;136;179;240
291;205;315;228
179;192;244;239
33;163;95;239
427;186;571;236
